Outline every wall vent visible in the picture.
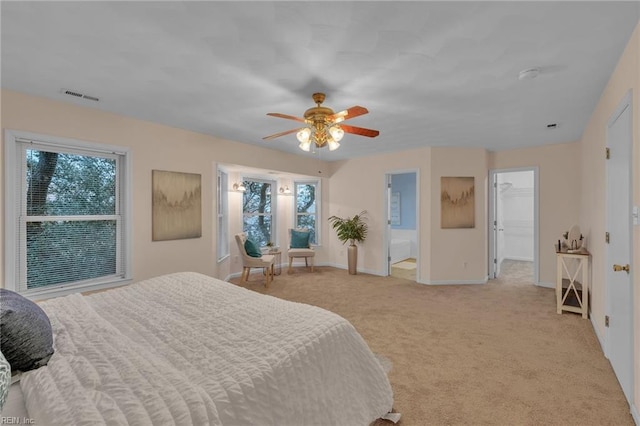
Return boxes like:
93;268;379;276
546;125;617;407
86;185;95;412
61;88;99;102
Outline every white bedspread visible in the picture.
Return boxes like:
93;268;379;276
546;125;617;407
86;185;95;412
20;272;393;425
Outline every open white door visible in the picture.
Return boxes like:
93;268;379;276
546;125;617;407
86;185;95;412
605;91;634;404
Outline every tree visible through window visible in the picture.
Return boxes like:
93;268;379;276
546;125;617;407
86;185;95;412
5;132;129;295
242;180;275;247
295;181;319;244
25;149;121;289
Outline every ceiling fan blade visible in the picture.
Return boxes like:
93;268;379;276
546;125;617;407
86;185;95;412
262;128;301;140
340;124;379;138
328;106;369;123
266;112;306;123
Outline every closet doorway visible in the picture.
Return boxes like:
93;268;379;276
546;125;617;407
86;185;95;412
385;171;419;281
488;168;538;284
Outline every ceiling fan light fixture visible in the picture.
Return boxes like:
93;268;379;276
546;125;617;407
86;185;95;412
329;124;344;142
264;93;379;152
296;127;311;143
299;140;311;152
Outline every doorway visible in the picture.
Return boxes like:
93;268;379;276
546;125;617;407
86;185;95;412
385;171;419;281
489;168;539;283
605;91;634;405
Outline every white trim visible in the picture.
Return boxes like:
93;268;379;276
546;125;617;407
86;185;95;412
3;129;132;294
630;404;639;425
419;277;489;286
591;314;608;358
536;281;555;289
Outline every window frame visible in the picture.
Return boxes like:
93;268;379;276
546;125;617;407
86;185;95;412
293;179;321;246
4;130;132;299
241;177;277;248
216;168;229;262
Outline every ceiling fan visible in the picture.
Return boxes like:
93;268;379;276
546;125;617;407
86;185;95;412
263;93;379;152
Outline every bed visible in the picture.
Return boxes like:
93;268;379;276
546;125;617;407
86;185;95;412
3;272;394;425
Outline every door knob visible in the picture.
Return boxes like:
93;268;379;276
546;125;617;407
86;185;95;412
613;264;630;273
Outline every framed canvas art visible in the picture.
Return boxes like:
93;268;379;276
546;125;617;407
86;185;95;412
152;170;202;241
441;176;475;229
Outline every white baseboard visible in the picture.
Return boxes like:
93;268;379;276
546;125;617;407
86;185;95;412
631;404;639;425
321;262;385;276
419;277;488;285
631;405;640;426
536;281;555;289
590;314;607;358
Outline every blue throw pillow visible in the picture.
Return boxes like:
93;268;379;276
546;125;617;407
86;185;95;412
290;229;311;248
244;239;262;257
0;289;54;373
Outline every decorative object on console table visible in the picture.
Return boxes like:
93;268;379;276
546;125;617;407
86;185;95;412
555;245;590;319
561;224;585;253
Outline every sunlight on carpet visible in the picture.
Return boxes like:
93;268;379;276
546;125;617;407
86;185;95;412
392;260;416;270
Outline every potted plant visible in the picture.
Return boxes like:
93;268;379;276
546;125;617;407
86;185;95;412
328;210;368;274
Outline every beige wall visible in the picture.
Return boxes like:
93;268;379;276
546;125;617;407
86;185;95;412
328;146;488;284
429;147;488;283
579;21;639;413
328;147;431;279
488;142;582;285
0;89;331;285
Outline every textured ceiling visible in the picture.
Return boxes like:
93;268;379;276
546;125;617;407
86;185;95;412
2;2;638;161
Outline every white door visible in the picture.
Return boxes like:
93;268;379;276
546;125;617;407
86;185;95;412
490;173;505;277
605;91;633;404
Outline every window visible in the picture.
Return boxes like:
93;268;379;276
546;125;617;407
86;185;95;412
294;180;320;245
4;131;130;296
242;179;276;247
217;169;229;261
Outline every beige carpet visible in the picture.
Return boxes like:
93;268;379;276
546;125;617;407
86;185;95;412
231;267;633;426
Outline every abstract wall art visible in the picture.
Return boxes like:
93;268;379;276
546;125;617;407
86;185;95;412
441;176;475;229
152;170;202;241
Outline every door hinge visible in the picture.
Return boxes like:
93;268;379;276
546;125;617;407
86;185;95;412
493;182;497;188
605;315;610;327
388;256;391;262
388;183;392;189
493;258;497;264
494;220;497;226
387;220;391;225
605;232;610;244
606;147;610;159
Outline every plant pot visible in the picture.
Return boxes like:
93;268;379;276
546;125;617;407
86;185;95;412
348;244;358;275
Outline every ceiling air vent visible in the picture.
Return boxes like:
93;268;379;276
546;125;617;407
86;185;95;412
61;88;99;102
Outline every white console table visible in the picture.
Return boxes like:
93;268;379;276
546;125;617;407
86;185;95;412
555;247;590;319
